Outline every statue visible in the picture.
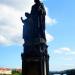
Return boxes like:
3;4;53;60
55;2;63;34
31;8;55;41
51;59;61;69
21;1;49;75
31;0;46;40
21;0;46;44
21;13;34;43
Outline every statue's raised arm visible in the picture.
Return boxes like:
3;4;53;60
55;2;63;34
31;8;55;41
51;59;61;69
21;13;30;23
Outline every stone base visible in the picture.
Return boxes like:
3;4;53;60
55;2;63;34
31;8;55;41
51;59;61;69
21;53;49;75
21;43;49;75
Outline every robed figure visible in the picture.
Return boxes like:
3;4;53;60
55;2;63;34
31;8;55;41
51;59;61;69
21;0;46;44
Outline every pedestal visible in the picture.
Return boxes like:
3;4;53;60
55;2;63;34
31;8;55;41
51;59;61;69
21;39;49;75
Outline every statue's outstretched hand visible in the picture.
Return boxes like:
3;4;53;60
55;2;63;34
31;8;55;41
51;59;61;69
21;17;23;21
21;17;25;23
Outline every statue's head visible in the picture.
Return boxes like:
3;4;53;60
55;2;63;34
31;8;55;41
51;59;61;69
34;0;40;4
25;13;30;18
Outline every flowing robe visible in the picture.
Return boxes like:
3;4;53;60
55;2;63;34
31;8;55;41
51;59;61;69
31;2;46;40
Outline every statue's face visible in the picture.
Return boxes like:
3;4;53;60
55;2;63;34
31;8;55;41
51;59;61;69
34;0;39;3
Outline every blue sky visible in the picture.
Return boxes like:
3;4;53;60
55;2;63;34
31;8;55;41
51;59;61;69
0;0;75;71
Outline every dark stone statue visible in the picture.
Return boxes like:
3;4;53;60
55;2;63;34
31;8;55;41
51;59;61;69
21;1;49;75
21;13;34;43
31;0;46;39
21;0;46;44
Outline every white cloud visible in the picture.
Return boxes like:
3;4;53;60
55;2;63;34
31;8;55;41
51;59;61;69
66;51;75;55
54;47;71;54
70;51;75;55
0;0;56;45
46;16;56;25
0;35;11;45
54;50;62;54
51;47;75;71
0;4;23;45
60;47;71;52
0;0;34;12
46;32;54;42
45;7;57;25
54;47;75;55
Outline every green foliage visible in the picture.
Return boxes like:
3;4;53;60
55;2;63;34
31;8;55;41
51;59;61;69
12;69;21;75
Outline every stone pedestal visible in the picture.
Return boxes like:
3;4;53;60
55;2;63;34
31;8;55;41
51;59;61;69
21;39;49;75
